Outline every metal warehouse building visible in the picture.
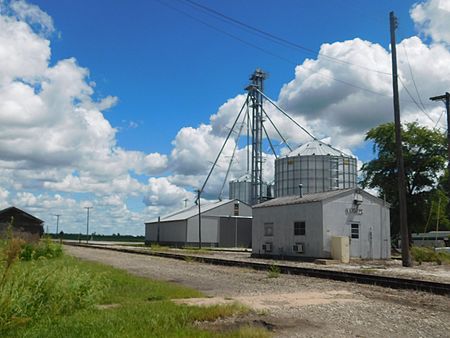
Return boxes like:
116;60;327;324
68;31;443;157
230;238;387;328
145;199;252;247
252;188;390;260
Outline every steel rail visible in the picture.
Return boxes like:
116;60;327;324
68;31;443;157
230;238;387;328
64;242;450;295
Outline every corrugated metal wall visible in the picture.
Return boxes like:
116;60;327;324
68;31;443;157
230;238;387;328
274;155;357;197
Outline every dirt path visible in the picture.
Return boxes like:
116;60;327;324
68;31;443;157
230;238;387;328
66;245;450;338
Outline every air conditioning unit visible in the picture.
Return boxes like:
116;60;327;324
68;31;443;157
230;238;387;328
293;243;304;253
262;243;272;252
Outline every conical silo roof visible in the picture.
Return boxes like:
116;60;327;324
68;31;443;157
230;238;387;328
231;173;252;182
288;140;353;157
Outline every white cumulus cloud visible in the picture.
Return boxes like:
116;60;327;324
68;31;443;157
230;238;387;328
411;0;450;45
9;0;55;36
1;0;450;234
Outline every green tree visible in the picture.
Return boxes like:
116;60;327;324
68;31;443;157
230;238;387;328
361;122;447;237
433;171;450;230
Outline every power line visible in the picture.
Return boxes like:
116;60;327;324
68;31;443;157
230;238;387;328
434;110;446;129
180;0;393;76
399;77;436;124
402;43;427;112
161;0;401;98
156;0;436;109
154;0;296;65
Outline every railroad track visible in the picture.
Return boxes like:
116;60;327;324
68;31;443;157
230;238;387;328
64;242;450;296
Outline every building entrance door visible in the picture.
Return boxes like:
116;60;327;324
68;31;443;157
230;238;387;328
349;222;360;258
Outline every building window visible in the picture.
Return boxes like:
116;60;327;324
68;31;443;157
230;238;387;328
264;223;274;236
294;221;306;236
234;203;239;216
351;223;359;239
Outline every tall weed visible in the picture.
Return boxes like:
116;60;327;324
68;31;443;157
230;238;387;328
0;220;24;289
0;226;105;332
0;257;106;331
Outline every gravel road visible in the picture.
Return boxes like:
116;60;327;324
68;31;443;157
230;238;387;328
66;245;450;338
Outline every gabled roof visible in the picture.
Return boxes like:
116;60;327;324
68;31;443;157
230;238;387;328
147;199;246;223
253;188;358;208
0;206;44;224
254;189;390;208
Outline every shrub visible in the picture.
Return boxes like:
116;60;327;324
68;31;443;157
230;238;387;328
267;264;280;278
411;246;450;265
19;244;34;261
19;238;63;261
436;251;450;264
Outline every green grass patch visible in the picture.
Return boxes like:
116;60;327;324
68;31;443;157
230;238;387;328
411;246;450;265
1;244;264;337
150;245;213;255
267;264;280;278
149;243;170;252
227;325;272;338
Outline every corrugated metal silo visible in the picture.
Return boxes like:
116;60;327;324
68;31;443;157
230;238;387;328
274;140;357;197
229;173;269;205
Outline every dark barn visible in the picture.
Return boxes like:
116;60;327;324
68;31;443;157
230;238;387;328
0;207;44;242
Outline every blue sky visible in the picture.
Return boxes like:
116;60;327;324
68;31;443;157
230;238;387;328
0;0;449;234
38;0;416;155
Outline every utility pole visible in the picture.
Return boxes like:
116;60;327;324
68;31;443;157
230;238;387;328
429;92;450;214
184;198;188;208
435;197;441;247
157;216;160;244
84;206;93;244
54;214;60;236
390;11;412;267
197;189;202;249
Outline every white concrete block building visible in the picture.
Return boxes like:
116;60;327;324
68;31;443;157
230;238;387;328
252;188;390;260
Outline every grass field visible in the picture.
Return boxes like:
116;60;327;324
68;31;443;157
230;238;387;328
0;242;269;338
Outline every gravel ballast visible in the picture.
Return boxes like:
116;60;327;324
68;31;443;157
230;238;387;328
66;245;450;338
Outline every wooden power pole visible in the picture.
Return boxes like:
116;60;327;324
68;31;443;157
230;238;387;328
430;92;450;218
429;93;450;168
390;11;412;267
197;189;202;249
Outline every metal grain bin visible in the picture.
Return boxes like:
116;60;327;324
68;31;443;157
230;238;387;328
229;173;269;205
274;140;357;197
